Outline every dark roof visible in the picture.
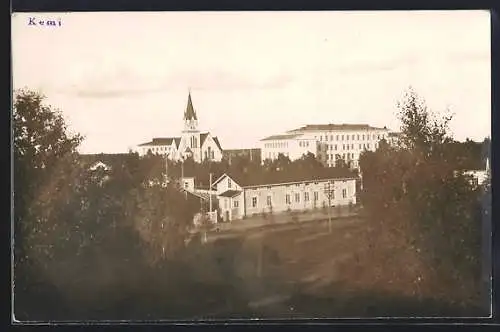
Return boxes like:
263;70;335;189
213;137;222;151
174;138;181;149
223;148;261;154
287;124;388;132
218;168;357;188
138;137;179;147
219;190;242;198
184;92;197;120
78;153;134;167
261;134;302;141
199;133;209;147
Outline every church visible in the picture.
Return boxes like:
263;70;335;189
136;93;223;163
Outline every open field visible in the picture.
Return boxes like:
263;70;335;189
16;214;487;321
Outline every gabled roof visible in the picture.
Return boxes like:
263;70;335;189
287;124;388;133
184;92;197;120
261;133;302;141
200;133;209;147
138;137;179;147
213;137;222;151
213;168;357;188
174;138;181;149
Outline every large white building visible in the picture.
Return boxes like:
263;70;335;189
212;169;357;222
136;93;223;163
260;124;391;169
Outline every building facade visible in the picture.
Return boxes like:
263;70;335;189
212;172;357;222
136;93;223;163
260;124;390;169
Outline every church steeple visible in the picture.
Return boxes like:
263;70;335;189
183;91;199;132
184;91;197;121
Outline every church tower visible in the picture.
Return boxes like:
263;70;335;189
180;91;202;161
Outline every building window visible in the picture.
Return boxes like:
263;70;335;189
351;144;354;149
359;144;362;149
347;145;350;151
362;134;365;140
346;135;349;141
326;154;329;160
320;136;323;141
336;135;339;141
330;135;333;141
286;194;291;204
367;143;371;149
342;135;344;140
342;189;347;198
304;192;310;202
295;193;300;203
343;144;345;150
228;178;232;188
325;135;328;141
234;200;239;208
252;197;257;207
357;134;360;140
267;195;272;206
352;134;355;140
335;144;337;150
314;191;319;201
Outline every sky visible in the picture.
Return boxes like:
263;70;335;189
12;10;491;153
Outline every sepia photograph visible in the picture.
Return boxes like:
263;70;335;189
11;10;491;322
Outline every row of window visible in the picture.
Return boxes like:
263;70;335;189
265;141;289;149
326;153;355;161
298;141;311;148
319;133;384;142
249;189;348;207
145;146;172;153
325;143;375;151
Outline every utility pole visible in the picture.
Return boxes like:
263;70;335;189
209;172;213;222
164;152;169;186
324;181;334;233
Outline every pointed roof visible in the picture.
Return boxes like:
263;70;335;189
184;92;197;120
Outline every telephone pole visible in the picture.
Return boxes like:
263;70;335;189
324;181;334;233
209;172;213;220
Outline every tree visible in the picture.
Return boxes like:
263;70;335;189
13;89;84;268
359;87;483;303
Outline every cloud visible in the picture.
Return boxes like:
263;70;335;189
59;68;295;98
335;54;419;75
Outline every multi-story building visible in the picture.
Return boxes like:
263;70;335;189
260;124;390;169
260;134;319;162
212;168;357;222
136;92;223;163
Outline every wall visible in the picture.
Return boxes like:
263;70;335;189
241;178;357;219
202;135;224;162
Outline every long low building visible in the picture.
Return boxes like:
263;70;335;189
212;169;358;222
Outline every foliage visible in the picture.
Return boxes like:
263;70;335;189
13;89;201;317
359;87;485;302
13;89;84;268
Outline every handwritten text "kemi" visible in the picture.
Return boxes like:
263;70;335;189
28;17;62;26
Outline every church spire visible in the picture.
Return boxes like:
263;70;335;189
184;91;197;121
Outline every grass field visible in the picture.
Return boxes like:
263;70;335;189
15;214;488;321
